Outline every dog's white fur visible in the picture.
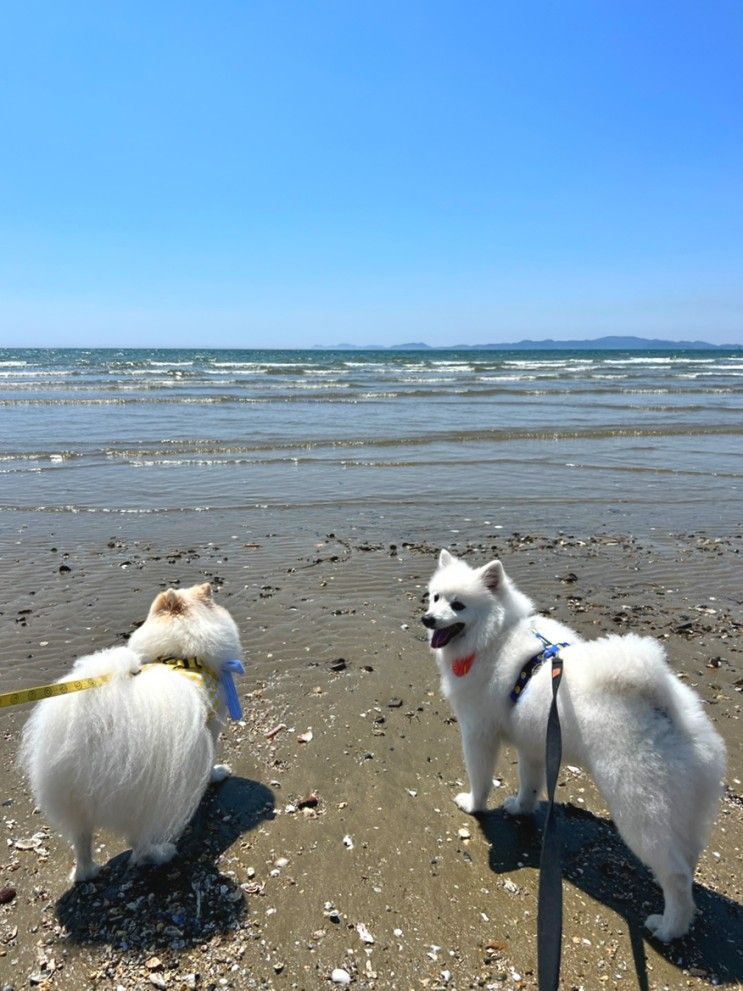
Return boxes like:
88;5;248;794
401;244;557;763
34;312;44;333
425;549;726;941
20;583;241;882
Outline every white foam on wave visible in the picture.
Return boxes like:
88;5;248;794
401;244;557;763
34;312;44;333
0;369;72;377
211;361;308;369
601;357;718;366
148;360;194;367
271;381;351;390
116;379;191;389
120;368;181;375
619;388;671;395
602;357;673;365
503;360;584;370
0;360;28;367
696;364;743;372
203;367;264;375
476;374;537;382
397;376;458;385
0;453;48;462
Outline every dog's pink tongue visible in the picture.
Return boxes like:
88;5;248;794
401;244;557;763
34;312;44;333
431;628;449;649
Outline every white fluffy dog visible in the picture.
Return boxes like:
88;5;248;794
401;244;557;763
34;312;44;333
20;583;242;882
423;549;726;941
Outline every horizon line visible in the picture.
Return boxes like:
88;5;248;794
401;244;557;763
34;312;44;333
1;335;741;352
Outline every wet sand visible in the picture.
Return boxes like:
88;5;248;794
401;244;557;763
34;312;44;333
0;518;741;990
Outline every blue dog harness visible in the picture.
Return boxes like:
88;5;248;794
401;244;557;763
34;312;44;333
510;632;570;703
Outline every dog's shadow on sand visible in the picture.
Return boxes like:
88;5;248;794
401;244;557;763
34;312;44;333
477;803;742;988
55;776;275;953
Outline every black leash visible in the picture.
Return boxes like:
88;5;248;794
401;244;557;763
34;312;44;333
537;648;564;991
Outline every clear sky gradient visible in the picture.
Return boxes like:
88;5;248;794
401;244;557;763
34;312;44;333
1;2;742;347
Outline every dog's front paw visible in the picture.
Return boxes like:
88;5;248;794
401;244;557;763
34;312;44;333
210;763;232;784
70;863;99;883
644;913;689;943
454;791;483;814
503;794;537;817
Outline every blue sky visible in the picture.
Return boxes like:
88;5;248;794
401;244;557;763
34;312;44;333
1;2;742;348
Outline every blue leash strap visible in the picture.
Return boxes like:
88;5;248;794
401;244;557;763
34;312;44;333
219;659;245;720
537;646;565;991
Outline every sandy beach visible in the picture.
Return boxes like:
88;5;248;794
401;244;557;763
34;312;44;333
0;515;740;991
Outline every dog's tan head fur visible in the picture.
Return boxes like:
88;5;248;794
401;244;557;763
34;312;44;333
150;583;214;618
131;582;241;670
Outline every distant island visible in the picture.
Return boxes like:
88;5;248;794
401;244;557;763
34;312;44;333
313;336;740;351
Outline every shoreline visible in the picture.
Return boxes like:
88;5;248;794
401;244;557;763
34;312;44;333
0;524;741;989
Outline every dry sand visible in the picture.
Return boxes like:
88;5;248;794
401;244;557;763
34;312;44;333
0;521;740;990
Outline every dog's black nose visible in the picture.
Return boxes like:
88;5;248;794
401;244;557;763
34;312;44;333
421;614;436;629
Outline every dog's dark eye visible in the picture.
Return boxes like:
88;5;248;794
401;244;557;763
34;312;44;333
451;600;465;612
433;594;440;603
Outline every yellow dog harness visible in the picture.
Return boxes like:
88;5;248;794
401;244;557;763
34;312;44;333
144;657;221;713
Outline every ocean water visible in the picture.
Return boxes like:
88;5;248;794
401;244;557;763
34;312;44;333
0;346;741;535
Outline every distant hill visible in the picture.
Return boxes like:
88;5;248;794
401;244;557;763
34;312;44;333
316;341;432;350
314;336;740;351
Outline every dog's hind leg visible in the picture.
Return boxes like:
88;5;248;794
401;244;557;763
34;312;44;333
644;852;695;942
455;725;500;814
207;717;231;783
129;842;177;868
606;791;697;940
611;788;697;941
70;830;99;883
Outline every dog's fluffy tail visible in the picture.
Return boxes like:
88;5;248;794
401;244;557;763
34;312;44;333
571;633;726;852
569;633;691;711
569;632;669;696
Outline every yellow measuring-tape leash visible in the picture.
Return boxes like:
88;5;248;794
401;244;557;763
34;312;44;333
0;658;220;712
0;674;113;709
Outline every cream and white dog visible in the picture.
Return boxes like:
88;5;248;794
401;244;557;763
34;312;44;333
423;549;726;941
20;583;243;882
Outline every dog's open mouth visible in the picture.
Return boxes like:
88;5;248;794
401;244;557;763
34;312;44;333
430;623;465;649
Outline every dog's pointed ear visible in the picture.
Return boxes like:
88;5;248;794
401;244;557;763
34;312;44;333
195;582;213;603
151;588;185;615
480;560;505;594
438;548;455;568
